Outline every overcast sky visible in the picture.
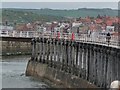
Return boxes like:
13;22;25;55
2;2;118;9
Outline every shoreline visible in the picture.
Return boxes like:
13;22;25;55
1;53;31;56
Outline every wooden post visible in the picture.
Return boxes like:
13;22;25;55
74;42;79;76
53;39;56;68
35;38;39;61
106;48;113;88
40;38;44;63
48;39;52;67
46;39;50;64
68;41;72;73
85;44;88;80
66;40;69;72
56;40;61;70
71;41;75;74
44;38;47;64
104;48;108;88
60;39;63;70
81;44;85;79
61;40;65;71
111;49;116;84
117;50;120;80
50;39;53;67
98;46;104;87
87;45;90;81
31;38;36;60
64;40;68;72
89;45;94;83
56;40;60;69
100;47;105;87
39;38;42;62
82;44;87;79
78;43;82;78
95;46;101;87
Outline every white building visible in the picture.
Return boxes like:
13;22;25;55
72;22;82;27
0;25;13;31
106;26;114;32
0;25;14;37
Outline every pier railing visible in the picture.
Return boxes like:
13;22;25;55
0;30;40;38
31;37;120;88
0;30;119;47
40;32;120;47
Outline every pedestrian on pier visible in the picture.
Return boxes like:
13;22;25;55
71;32;75;40
106;32;111;46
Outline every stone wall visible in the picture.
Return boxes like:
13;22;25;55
1;40;31;55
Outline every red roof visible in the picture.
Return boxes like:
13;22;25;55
95;19;103;24
106;20;113;26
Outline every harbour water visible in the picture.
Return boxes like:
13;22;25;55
0;55;50;89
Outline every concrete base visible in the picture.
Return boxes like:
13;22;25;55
26;60;97;88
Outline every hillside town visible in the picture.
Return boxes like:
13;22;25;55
1;15;119;41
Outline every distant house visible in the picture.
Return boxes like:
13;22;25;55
95;19;103;24
106;26;114;32
106;20;113;26
16;24;33;31
0;25;14;36
36;26;46;33
72;22;82;27
0;25;14;31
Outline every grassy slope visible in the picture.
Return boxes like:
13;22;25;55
28;8;118;18
2;9;66;24
2;8;118;24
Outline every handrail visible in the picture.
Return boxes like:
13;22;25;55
40;33;119;47
0;30;119;47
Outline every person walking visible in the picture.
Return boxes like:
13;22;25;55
106;32;111;46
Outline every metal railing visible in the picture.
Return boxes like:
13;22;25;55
0;30;40;38
0;30;119;47
40;32;119;47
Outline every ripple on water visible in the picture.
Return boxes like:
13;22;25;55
1;55;49;88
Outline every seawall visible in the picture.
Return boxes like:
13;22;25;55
26;60;97;88
1;37;32;56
